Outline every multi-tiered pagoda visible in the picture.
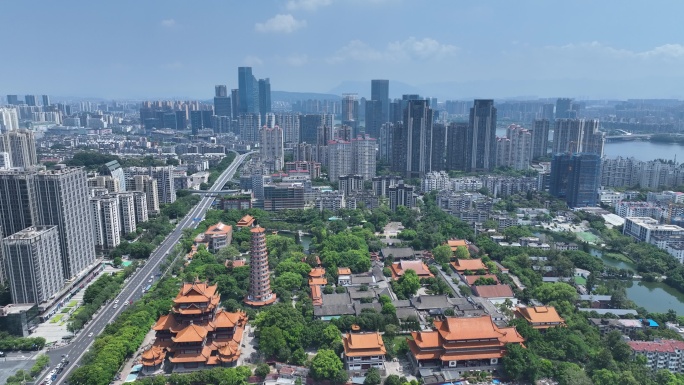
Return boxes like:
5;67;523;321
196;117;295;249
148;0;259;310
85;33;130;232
141;281;248;373
244;226;277;306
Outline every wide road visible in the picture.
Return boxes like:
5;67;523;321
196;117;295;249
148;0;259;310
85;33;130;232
46;151;251;385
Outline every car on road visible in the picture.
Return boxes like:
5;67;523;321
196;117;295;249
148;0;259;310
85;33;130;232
88;332;94;337
114;304;118;309
114;299;119;304
0;351;4;357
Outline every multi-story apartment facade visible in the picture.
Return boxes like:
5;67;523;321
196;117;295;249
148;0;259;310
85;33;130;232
628;340;684;374
90;195;121;250
2;226;64;304
327;139;352;182
260;125;284;173
351;134;376;181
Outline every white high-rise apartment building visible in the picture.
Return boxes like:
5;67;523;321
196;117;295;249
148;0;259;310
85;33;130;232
125;166;175;204
132;175;160;215
2;226;64;304
507;125;532;170
0;107;19;133
132;191;149;224
118;193;137;235
32;167;95;280
327;139;352;182
275;113;300;144
260;125;284;173
5;130;37;169
351;134;377;181
90;195;121;249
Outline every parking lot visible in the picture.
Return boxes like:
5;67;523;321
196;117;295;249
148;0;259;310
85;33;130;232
0;358;36;385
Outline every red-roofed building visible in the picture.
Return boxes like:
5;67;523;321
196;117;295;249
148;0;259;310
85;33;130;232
462;274;500;286
450;259;488;274
407;315;524;376
141;281;248;373
390;260;434;280
472;284;516;304
236;215;255;228
628;339;684;372
309;267;327;306
343;332;387;374
515;306;565;330
201;222;233;252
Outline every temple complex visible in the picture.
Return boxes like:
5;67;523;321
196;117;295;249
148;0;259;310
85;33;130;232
141;281;248;373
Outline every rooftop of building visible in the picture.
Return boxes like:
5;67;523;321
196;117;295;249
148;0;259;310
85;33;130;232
450;258;487;272
472;284;515;298
626;217;684;231
3;225;57;240
515;306;565;327
343;332;386;357
236;215;255;227
628;339;684;353
390;260;433;279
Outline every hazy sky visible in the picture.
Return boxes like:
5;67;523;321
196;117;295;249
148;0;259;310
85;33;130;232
2;0;684;100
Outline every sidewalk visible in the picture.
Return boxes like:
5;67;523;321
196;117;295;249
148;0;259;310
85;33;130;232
33;265;123;344
112;327;157;385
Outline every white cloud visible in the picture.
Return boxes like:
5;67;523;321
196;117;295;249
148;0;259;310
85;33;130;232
255;14;307;33
286;0;332;11
545;41;684;60
388;37;458;59
285;54;309;66
243;55;264;66
639;44;684;59
328;37;458;63
160;19;176;27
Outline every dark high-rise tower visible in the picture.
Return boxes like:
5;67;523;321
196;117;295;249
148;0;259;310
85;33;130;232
446;122;468;171
24;95;37;107
555;98;573;119
371;80;389;123
531;119;550;160
214;85;231;118
431;123;446;171
6;95;19;105
403;99;433;178
238;67;259;115
466;99;497;172
41;95;50;107
215;85;227;97
230;89;239;120
550;153;601;208
364;100;383;139
258;78;271;122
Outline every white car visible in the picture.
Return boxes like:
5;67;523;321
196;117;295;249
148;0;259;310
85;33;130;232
88;332;93;337
114;299;119;304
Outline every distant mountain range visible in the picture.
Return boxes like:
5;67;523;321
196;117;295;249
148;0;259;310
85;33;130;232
300;77;684;101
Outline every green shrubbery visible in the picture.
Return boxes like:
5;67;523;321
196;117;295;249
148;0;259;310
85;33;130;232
0;332;46;351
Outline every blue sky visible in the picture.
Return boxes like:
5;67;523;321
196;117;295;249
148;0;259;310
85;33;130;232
2;0;684;99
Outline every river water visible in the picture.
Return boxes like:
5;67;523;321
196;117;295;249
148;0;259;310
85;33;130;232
589;248;684;314
495;127;684;162
603;140;684;162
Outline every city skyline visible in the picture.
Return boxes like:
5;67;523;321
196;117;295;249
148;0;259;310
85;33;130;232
1;0;684;99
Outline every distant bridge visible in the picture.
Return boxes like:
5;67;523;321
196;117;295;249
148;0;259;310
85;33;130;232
604;134;652;142
191;189;242;196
